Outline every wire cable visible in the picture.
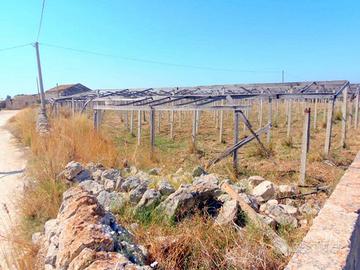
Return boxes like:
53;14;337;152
40;42;281;74
36;0;46;41
0;43;32;52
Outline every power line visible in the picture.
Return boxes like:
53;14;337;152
0;43;32;52
36;0;46;41
40;42;281;74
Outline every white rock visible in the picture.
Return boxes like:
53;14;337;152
259;199;278;213
215;200;239;226
103;178;115;191
157;180;175;196
248;176;265;189
63;161;83;180
136;189;161;209
279;204;298;216
79;180;104;196
267;204;298;227
278;185;298;197
129;183;148;204
31;232;43;245
44;219;58;243
251;181;275;202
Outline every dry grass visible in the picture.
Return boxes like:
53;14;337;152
5;108;120;269
5;99;360;270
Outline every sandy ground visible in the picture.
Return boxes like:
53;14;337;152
0;110;26;270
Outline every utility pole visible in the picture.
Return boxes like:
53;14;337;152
34;41;49;134
34;42;46;113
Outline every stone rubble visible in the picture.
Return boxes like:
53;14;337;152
48;162;324;268
35;186;150;270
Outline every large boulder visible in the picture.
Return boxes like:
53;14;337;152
101;169;121;184
267;204;298;227
135;189;161;210
157;180;175;196
215;200;239;226
61;161;83;180
36;186;150;269
121;176;141;192
251;181;275;202
259;199;279;213
97;191;126;211
157;178;220;220
79;180;105;196
129;183;148;204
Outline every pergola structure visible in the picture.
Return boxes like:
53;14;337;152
49;80;360;179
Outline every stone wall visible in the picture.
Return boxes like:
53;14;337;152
286;152;360;270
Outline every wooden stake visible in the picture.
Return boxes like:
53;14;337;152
355;92;359;129
219;108;224;143
313;93;318;129
324;98;335;156
300;108;311;184
150;109;155;151
170;110;174;139
233;111;239;173
259;97;263;128
286;100;292;138
137;110;142;145
195;110;200;134
192;110;197;149
130;110;134;136
340;87;348;148
267;98;272;144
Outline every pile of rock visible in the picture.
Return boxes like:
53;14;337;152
33;186;152;270
36;161;322;269
58;161;320;229
58;161;176;214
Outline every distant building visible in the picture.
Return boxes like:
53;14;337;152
45;83;92;99
5;94;40;110
0;99;5;109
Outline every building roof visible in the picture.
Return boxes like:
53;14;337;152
46;84;78;93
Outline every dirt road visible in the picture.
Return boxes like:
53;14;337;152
0;110;26;269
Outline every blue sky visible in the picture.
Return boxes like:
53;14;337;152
0;0;359;97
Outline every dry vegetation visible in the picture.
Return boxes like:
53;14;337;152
6;99;360;269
